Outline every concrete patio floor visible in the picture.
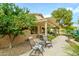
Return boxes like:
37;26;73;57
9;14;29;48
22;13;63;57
21;36;70;56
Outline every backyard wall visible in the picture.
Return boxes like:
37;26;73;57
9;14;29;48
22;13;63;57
0;30;31;48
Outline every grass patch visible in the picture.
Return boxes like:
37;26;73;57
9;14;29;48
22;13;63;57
65;41;79;56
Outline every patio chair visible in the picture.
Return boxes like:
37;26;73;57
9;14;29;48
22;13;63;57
38;34;46;47
29;42;44;56
27;36;36;49
45;41;53;48
29;35;46;55
43;35;53;48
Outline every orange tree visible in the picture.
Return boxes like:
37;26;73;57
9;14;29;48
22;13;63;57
0;3;36;48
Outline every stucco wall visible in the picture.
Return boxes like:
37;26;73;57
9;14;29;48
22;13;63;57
0;35;10;48
0;30;31;48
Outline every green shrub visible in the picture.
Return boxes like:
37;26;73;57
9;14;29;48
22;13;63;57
71;30;79;42
66;42;79;56
48;35;55;41
64;28;79;41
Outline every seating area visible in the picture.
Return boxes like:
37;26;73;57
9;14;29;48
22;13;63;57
27;34;53;56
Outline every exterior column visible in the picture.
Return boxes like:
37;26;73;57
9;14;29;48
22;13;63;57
44;20;48;41
37;25;40;34
45;21;47;36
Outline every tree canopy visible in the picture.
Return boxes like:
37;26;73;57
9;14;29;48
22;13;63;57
0;3;36;48
51;8;73;28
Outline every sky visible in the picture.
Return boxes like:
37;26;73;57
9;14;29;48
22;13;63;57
16;3;79;25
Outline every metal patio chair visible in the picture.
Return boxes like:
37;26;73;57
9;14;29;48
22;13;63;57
29;42;44;56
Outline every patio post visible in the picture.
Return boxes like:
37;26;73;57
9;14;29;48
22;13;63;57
44;19;48;40
37;25;40;34
45;20;47;36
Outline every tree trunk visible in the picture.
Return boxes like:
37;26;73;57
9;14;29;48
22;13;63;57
9;42;12;48
8;34;13;48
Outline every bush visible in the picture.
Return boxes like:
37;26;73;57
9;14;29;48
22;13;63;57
71;30;79;42
64;27;78;40
48;35;55;41
66;42;79;56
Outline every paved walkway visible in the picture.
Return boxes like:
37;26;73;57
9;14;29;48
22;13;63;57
21;36;70;56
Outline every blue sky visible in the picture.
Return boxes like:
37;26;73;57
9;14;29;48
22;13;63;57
16;3;79;24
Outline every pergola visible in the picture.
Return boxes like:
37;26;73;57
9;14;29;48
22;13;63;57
35;17;60;37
